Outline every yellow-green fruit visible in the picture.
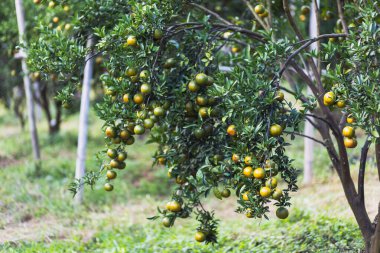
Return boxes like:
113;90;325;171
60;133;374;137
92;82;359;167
140;83;152;94
154;107;165;117
260;186;272;198
336;100;345;108
276;91;285;101
126;67;137;77
195;73;208;86
272;188;283;200
117;151;127;162
254;4;265;15
342;126;355;138
243;166;253;178
144;118;154;129
344;137;357;148
48;1;56;8
139;70;149;80
104;183;114;191
198;107;208;118
106;170;117;180
253;167;265;179
276;207;289;219
133;93;144;104
107;149;117;158
162;217;171;227
270;124;283;137
188;81;200;92
126;36;137;46
194;231;206;242
323;91;336;106
221;188;231;198
110;159;120;168
265;178;278;188
301;6;310;15
153;29;163;40
134;125;145;135
105;126;116;138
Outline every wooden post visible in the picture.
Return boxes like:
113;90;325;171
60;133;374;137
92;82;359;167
15;0;41;161
303;0;319;184
74;37;95;205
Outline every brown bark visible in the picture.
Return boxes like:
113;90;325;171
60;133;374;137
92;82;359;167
376;143;380;181
36;83;62;135
370;203;380;253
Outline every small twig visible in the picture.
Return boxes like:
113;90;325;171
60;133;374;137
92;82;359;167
305;113;333;127
305;115;319;130
289;61;320;96
266;0;273;28
279;85;308;103
189;3;233;26
166;22;265;43
283;0;304;40
278;33;347;78
339;112;348;130
336;0;349;34
283;130;326;146
242;0;269;31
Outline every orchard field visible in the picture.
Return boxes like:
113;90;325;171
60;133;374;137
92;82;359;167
1;0;380;252
0;107;378;252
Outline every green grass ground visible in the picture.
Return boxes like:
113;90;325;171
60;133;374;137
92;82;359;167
0;106;378;252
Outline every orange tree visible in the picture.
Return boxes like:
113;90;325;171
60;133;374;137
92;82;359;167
0;0;77;133
28;0;380;251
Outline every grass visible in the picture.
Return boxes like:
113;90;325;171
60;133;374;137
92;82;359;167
0;209;364;253
0;105;378;252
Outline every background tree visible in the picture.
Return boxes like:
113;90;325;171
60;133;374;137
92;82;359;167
27;0;380;252
0;0;81;134
15;0;40;161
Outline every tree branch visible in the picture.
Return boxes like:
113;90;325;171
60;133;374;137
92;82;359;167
266;0;273;28
189;3;234;26
358;137;371;205
339;111;348;130
283;130;326;146
278;34;347;78
305;115;320;130
289;61;319;96
283;0;304;40
336;0;349;34
167;22;266;43
279;85;308;103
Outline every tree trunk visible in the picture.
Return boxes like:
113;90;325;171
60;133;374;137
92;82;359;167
13;85;25;130
33;81;43;120
15;0;40;161
375;143;380;181
74;37;95;205
370;203;380;253
336;159;374;252
50;100;62;134
371;145;380;252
